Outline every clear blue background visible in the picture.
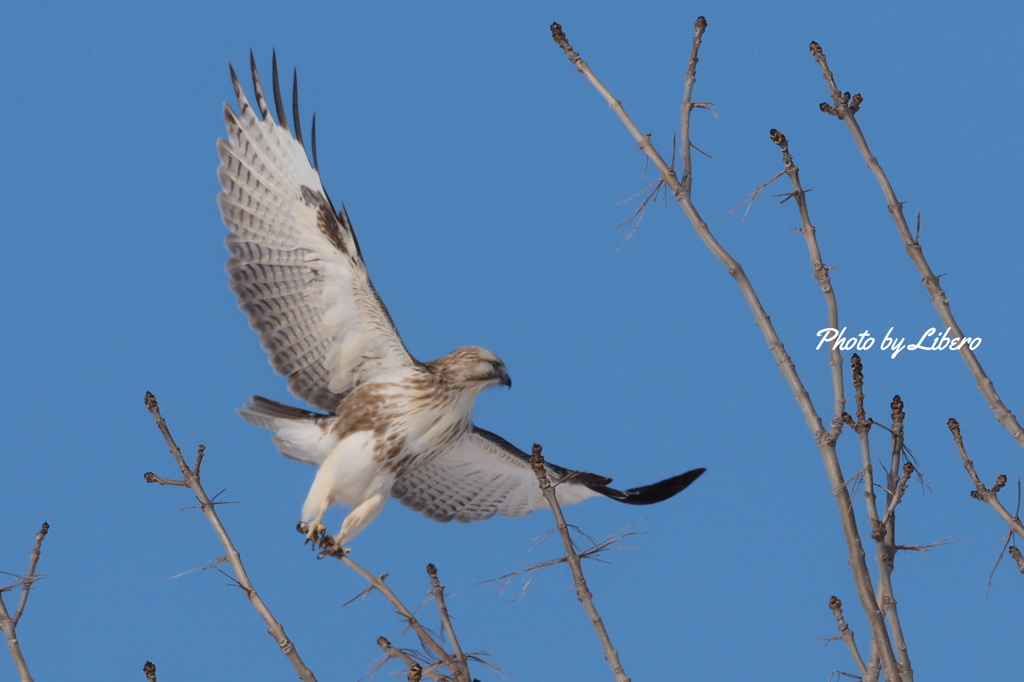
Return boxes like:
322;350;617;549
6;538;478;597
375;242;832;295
2;1;1021;680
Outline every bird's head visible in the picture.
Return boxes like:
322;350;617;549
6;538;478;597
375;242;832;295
426;346;511;392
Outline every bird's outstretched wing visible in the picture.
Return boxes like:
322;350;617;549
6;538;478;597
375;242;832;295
391;426;705;523
217;52;417;411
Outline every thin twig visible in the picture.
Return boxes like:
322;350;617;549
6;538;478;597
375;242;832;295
309;537;464;681
829;671;867;682
477;524;642;598
878;462;915;529
426;564;470;682
375;637;450;682
680;16;707;191
770;128;847;444
724;169;786;220
615;177;668;243
530;444;629;682
809;41;1024;449
552;20;901;681
879;396;909;532
0;523;48;682
10;524;48;629
864;389;913;680
828;596;867;678
847;355;901;682
143;392;317;682
948;418;1024;540
894;538;962;553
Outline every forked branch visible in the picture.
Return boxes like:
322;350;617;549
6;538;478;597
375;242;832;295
143;393;317;682
376;637;415;672
551;19;904;681
376;637;450;682
853;359;913;679
309;533;465;681
809;41;1024;449
948;418;1024;542
773;128;913;680
0;522;49;682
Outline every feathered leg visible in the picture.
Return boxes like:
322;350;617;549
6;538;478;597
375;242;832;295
333;492;388;548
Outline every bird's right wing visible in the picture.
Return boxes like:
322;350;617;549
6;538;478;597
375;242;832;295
391;426;705;523
217;53;418;411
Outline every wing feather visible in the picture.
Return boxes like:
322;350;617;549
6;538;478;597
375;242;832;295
391;427;704;523
218;54;417;411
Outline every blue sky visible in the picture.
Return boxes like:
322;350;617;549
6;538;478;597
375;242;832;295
3;1;1022;680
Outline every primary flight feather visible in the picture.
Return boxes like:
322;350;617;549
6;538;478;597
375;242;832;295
217;52;704;548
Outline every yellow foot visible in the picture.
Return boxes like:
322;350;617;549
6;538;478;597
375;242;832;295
296;521;327;545
296;522;350;557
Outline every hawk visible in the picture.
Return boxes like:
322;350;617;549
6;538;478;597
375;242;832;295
216;52;705;549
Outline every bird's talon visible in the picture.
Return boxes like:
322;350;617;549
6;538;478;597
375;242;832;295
297;521;327;546
318;542;350;559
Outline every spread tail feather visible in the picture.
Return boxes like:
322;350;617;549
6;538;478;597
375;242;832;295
238;395;337;465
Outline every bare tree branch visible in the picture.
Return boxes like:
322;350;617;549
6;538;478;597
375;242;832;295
879;461;915;530
774;125;912;680
724;169;785;220
308;534;465;682
948;418;1024;542
550;19;907;681
9;524;48;630
374;637;451;682
774;141;917;680
143;392;317;682
615;177;668;243
426;564;470;682
809;41;1024;449
878;397;912;530
680;16;707;191
828;596;867;678
477;523;642;599
0;522;48;682
530;444;629;682
770;128;847;443
863;384;914;680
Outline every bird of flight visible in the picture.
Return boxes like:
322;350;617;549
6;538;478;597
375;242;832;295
216;52;705;550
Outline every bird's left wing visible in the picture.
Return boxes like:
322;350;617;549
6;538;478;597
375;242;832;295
217;53;418;411
391;427;705;523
